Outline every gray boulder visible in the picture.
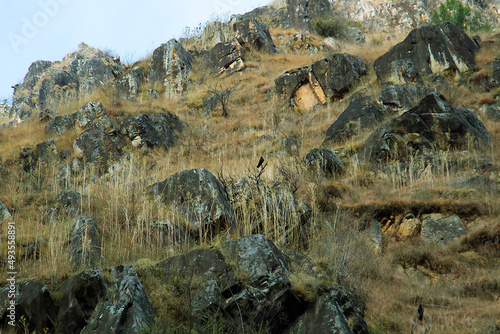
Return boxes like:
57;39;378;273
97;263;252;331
149;39;193;97
45;113;77;135
55;270;108;334
68;217;102;267
363;93;492;162
304;148;344;176
0;280;58;333
324;98;386;145
209;39;247;75
286;286;369;334
220;234;307;333
421;214;467;247
148;168;235;234
374;22;479;84
286;0;331;31
275;53;367;109
234;19;276;53
81;265;155;334
36;139;57;162
56;189;82;217
122;111;183;151
378;84;437;113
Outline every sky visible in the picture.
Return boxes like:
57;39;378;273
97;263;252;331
0;0;269;102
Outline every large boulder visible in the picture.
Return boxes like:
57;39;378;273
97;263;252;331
374;22;479;84
148;168;235;234
209;39;247;75
323;97;387;145
81;265;155;334
363;93;491;162
122;111;183;151
72;102;125;172
275;53;367;109
377;84;437;113
286;286;369;334
303;148;344;176
421;214;467;247
220;234;307;333
11;43;124;121
0;280;58;333
55;270;108;334
234;19;276;54
68;217;102;267
286;0;331;31
149;39;193;97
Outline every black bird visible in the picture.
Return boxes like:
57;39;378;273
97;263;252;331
418;305;424;321
257;157;264;168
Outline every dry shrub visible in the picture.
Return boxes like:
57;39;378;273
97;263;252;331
457;222;500;256
392;241;458;274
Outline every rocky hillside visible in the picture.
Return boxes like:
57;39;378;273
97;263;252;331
1;0;500;333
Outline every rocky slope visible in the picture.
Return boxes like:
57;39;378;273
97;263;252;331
1;0;500;333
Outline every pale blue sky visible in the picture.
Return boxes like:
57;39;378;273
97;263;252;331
0;0;269;102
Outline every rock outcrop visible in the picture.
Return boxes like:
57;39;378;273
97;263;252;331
148;168;235;234
275;53;367;109
209;39;247;75
149;39;193;98
80;265;155;333
363;93;491;162
374;22;479;84
234;19;276;54
421;214;467;247
378;84;437;113
122;111;183;151
324;97;387;145
11;43;124;121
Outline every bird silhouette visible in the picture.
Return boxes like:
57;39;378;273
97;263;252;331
418;305;424;321
257;157;264;168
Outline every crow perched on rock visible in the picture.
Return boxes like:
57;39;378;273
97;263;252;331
257;157;264;168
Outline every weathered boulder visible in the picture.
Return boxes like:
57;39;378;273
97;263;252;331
11;43;124;121
148;168;235;234
286;0;331;31
323;97;386;145
421;214;467;247
149;39;193;97
378;84;437;113
209;39;247;75
304;148;344;176
363;93;491;162
81;265;155;334
234;19;276;53
286;286;369;334
54;270;108;334
56;189;82;217
200;20;235;47
122;111;183;151
374;22;479;84
397;213;422;239
0;280;58;333
71;102;125;172
36;139;57;162
116;66;145;100
220;234;307;333
45;113;77;134
68;217;102;267
275;53;367;109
